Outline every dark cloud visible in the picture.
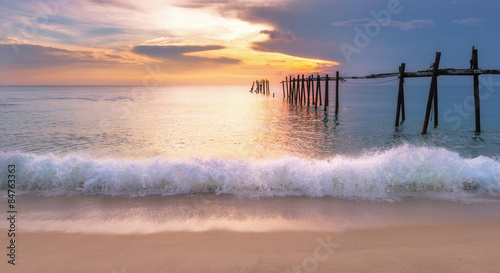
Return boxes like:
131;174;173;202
260;29;296;41
131;45;241;64
87;28;124;37
132;45;224;57
176;0;347;63
0;43;129;68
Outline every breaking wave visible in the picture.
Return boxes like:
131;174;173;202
1;145;499;201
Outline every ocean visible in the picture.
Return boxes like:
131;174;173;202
1;83;500;233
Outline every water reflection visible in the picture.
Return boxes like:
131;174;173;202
0;85;498;160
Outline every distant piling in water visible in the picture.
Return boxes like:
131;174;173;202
248;46;500;135
250;79;271;96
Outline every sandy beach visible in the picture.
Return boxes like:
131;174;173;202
1;220;499;273
1;195;500;272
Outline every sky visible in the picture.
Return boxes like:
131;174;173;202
0;0;499;85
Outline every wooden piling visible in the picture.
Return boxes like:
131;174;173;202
293;78;299;105
282;77;288;100
310;76;314;105
301;75;305;106
324;74;329;111
335;71;339;115
297;76;300;105
306;76;311;106
315;74;320;109
287;77;290;100
395;63;405;127
314;75;318;109
295;75;302;105
422;52;441;135
433;73;438;127
293;77;297;105
472;46;481;133
299;75;303;106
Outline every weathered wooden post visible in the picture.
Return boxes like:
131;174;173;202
316;74;322;108
310;76;314;105
471;46;481;133
293;78;299;105
335;71;339;115
289;77;292;103
306;76;311;107
433;75;438;127
395;63;406;127
297;76;300;104
286;77;289;100
283;77;288;99
299;75;303;105
300;75;305;106
324;74;329;111
296;75;300;105
422;52;441;134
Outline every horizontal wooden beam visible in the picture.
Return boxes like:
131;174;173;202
280;68;500;83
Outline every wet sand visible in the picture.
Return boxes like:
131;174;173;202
2;222;500;273
1;195;500;272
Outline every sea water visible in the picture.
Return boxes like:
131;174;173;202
0;83;499;233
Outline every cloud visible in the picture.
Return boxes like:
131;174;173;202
453;18;484;26
0;43;133;68
332;18;436;30
0;37;22;44
260;29;296;41
86;28;124;37
131;45;241;64
393;20;436;30
85;0;143;12
173;0;231;9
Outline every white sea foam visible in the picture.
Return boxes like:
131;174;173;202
1;144;499;201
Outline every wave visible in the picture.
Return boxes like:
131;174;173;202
1;145;499;201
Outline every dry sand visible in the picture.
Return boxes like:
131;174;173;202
2;221;500;273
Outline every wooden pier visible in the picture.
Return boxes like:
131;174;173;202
253;47;500;134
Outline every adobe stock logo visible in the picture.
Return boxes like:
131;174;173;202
340;0;403;63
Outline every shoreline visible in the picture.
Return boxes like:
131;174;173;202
2;221;500;272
